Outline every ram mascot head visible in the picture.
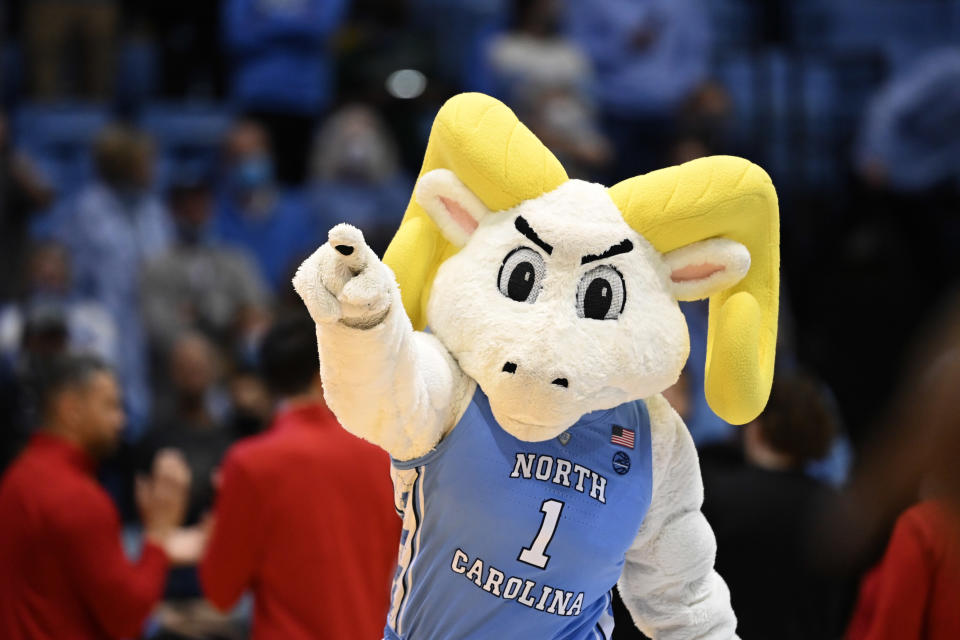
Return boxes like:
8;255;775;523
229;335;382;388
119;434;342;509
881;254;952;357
383;93;779;442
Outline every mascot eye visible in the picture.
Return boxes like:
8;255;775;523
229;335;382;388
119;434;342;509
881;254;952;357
576;265;626;320
497;247;546;303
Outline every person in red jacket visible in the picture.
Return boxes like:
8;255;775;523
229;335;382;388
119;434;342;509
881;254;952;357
0;354;191;640
199;312;401;639
846;500;960;640
843;308;960;640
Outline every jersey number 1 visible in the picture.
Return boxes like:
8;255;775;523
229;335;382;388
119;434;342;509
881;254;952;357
518;499;564;569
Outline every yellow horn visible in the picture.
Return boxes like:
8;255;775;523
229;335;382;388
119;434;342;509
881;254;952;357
609;156;780;425
383;93;568;329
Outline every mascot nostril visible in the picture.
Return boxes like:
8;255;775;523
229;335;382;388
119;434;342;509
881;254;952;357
295;92;779;639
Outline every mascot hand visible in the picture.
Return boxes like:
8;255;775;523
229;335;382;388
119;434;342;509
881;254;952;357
293;223;395;329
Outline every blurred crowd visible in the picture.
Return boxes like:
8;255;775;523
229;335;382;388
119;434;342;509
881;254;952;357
1;0;959;639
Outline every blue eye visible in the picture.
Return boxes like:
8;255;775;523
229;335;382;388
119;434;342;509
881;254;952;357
576;265;626;320
497;247;545;303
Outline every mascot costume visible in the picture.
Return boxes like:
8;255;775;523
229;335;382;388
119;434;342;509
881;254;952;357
294;93;779;639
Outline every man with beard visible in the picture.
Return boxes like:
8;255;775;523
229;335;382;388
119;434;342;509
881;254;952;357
0;354;191;639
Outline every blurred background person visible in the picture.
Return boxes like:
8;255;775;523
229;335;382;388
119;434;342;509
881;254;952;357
564;0;712;179
855;47;960;195
308;104;412;256
52;124;172;438
141;167;270;357
0;242;119;367
222;0;349;185
0;354;190;640
139;332;232;527
0;296;72;472
482;0;611;179
698;371;845;640
135;332;243;639
0;112;54;302
836;301;960;640
213;119;320;292
22;0;118;100
199;312;400;640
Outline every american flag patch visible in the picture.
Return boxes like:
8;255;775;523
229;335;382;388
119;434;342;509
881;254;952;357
611;425;635;449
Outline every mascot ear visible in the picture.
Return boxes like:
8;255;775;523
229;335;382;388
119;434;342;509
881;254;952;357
414;169;492;248
663;238;751;301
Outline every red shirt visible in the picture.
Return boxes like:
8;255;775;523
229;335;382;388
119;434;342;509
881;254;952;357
846;500;960;640
0;433;169;640
200;402;400;640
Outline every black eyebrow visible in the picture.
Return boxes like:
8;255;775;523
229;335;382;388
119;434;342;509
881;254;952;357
515;216;553;255
581;239;634;265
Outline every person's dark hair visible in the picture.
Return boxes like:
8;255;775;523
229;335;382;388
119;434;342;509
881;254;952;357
32;354;112;417
93;124;153;187
758;371;839;463
258;311;320;397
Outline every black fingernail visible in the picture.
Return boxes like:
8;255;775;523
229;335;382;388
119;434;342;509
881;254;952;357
335;244;354;256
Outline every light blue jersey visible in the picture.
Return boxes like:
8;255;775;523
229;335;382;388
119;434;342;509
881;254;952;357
386;386;653;639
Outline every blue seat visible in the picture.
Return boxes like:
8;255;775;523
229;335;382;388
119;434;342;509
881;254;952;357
140;103;230;149
13;103;110;195
792;1;956;58
1;42;24;106
708;0;759;51
140;103;231;189
116;40;159;108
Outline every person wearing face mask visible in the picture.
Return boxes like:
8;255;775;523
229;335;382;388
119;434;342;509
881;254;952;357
222;0;349;185
0;242;120;371
53;125;173;440
212;120;322;291
308;105;413;257
141;168;270;357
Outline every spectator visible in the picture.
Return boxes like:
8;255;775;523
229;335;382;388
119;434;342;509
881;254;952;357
565;0;710;118
309;104;412;256
846;500;960;640
140;332;232;526
409;0;508;90
0;242;119;367
699;372;844;640
133;332;243;637
0;304;71;473
54;124;173;437
213;120;320;291
222;0;349;184
856;48;960;193
199;312;400;639
484;0;610;179
23;0;118;100
225;363;272;439
142;168;270;356
565;0;712;177
0;112;55;301
0;354;191;640
842;306;960;640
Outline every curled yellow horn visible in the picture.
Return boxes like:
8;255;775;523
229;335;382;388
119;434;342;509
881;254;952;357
609;156;780;424
384;93;568;328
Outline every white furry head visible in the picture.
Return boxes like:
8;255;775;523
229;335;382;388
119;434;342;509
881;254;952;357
416;170;750;442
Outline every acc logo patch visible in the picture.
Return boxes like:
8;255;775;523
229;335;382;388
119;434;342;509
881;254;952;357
612;451;631;475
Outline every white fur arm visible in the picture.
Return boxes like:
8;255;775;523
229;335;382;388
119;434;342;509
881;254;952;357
618;395;739;640
293;224;472;461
